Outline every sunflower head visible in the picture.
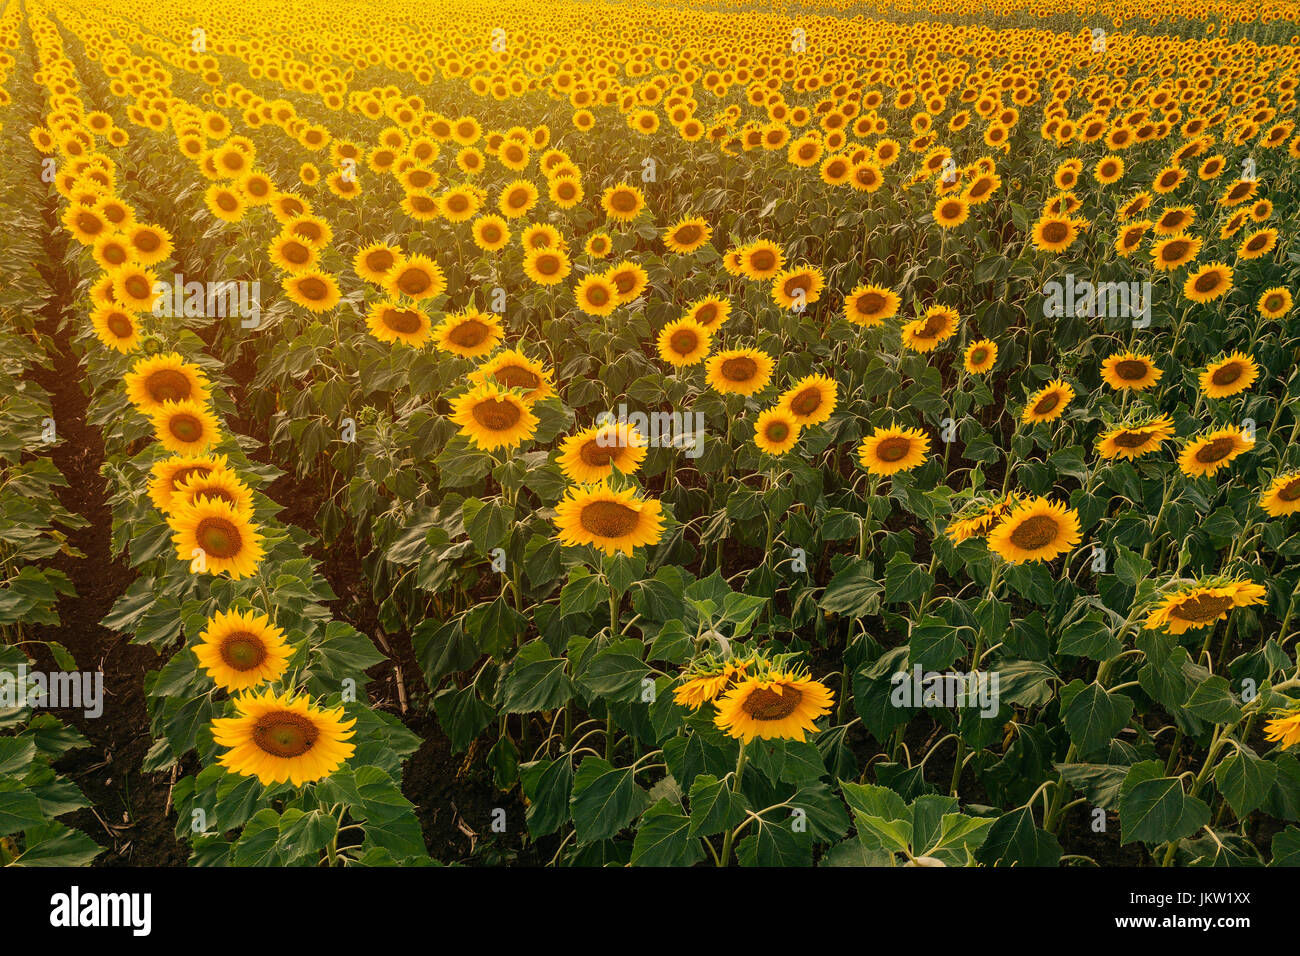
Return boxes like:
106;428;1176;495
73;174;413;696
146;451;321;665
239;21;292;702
986;497;1081;564
212;688;356;786
553;483;665;556
194;608;292;692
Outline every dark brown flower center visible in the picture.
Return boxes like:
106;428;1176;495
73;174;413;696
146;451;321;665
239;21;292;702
790;387;822;416
673;224;702;245
448;318;488;347
1170;593;1234;623
1033;391;1061;415
1008;514;1058;550
397;269;431;296
742;685;802;720
383;308;423;334
578;500;640;537
1193;271;1223;294
719;356;758;381
1114;359;1149;380
1279;478;1300;502
1210;362;1244;386
1195;437;1237;463
579;439;615;467
220;631;267;670
1041;221;1069;243
253;711;319;758
196;516;241;558
106;313;134;338
297;277;328;300
471;398;522;431
875;436;911;462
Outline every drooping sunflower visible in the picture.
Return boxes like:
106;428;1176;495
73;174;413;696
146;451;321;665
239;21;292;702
705;348;774;396
432;309;503;358
857;423;930;475
193;608;292;692
771;266;825;311
964;339;998;374
90;304;141;352
1143;578;1267;635
366;301;431;347
778;374;838;426
739;239;785;280
1100;351;1162;391
600;182;645;222
1260;470;1300;517
656;317;712;367
1096;414;1176;461
901;305;959;353
385;255;447;301
1022;379;1075;423
448;384;539;451
553;483;664;556
1258;286;1294;319
556;423;648;483
1183;262;1233;304
753;407;802;455
713;670;834;743
283;271;342;313
469;349;555;402
844;283;900;327
986;497;1081;564
672;659;752;709
1199;352;1259;399
1150;233;1201;271
212;689;355;786
1178;427;1254;478
169;495;263;579
663;216;712;254
149;399;222;455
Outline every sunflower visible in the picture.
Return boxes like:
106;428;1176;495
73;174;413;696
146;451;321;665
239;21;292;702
1114;220;1152;257
125;223;172;266
1022;379;1074;423
1178;427;1254;478
385;255;447;301
1152;164;1186;194
266;234;319;274
705;348;774;396
685;296;731;329
169;495;263;579
1150;233;1201;271
353;242;402;285
522;247;572;286
90;304;141;352
771;266;825;311
986;497;1081;564
170;467;255;516
194;608;292;692
1238;227;1278;260
713;670;834;743
449;384;538;451
126;353;211;413
946;493;1022;543
469;349;555;402
472;214;511;251
739;240;786;281
521;223;562;252
147;453;228;512
366;301;431;347
1094;155;1125;184
110;264;161;313
606;261;650;305
1100;351;1162;391
1031;215;1080;253
557;423;648;482
1143;579;1267;635
844;283;900;327
149;399;222;455
933;195;969;228
499;179;539;219
584;232;612;259
656;317;712;367
964;339;997;374
850;160;885;192
212;689;355;786
91;233;133;271
63;203;108;244
901;305;959;352
753;407;802;455
548;176;583;208
1096;414;1176;461
553;483;664;556
283;271;341;313
1199;352;1259;399
778;374;837;426
857;423;929;475
1260;471;1300;517
672;659;752;709
433;309;504;358
600;182;645;221
1118;191;1152;221
663;216;712;254
204;184;247;222
1259;286;1293;319
573;274;619;317
1183;262;1233;303
1154;206;1195;235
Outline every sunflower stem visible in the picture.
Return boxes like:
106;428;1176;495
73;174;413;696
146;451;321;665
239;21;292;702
717;743;749;867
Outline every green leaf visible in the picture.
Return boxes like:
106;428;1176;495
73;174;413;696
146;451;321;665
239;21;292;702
975;807;1061;866
630;799;703;866
1214;751;1277;818
1120;776;1211;845
820;558;881;617
1062;681;1133;756
688;773;750;837
570;757;650;844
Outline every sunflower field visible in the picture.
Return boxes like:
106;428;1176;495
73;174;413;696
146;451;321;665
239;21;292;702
4;0;1300;873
